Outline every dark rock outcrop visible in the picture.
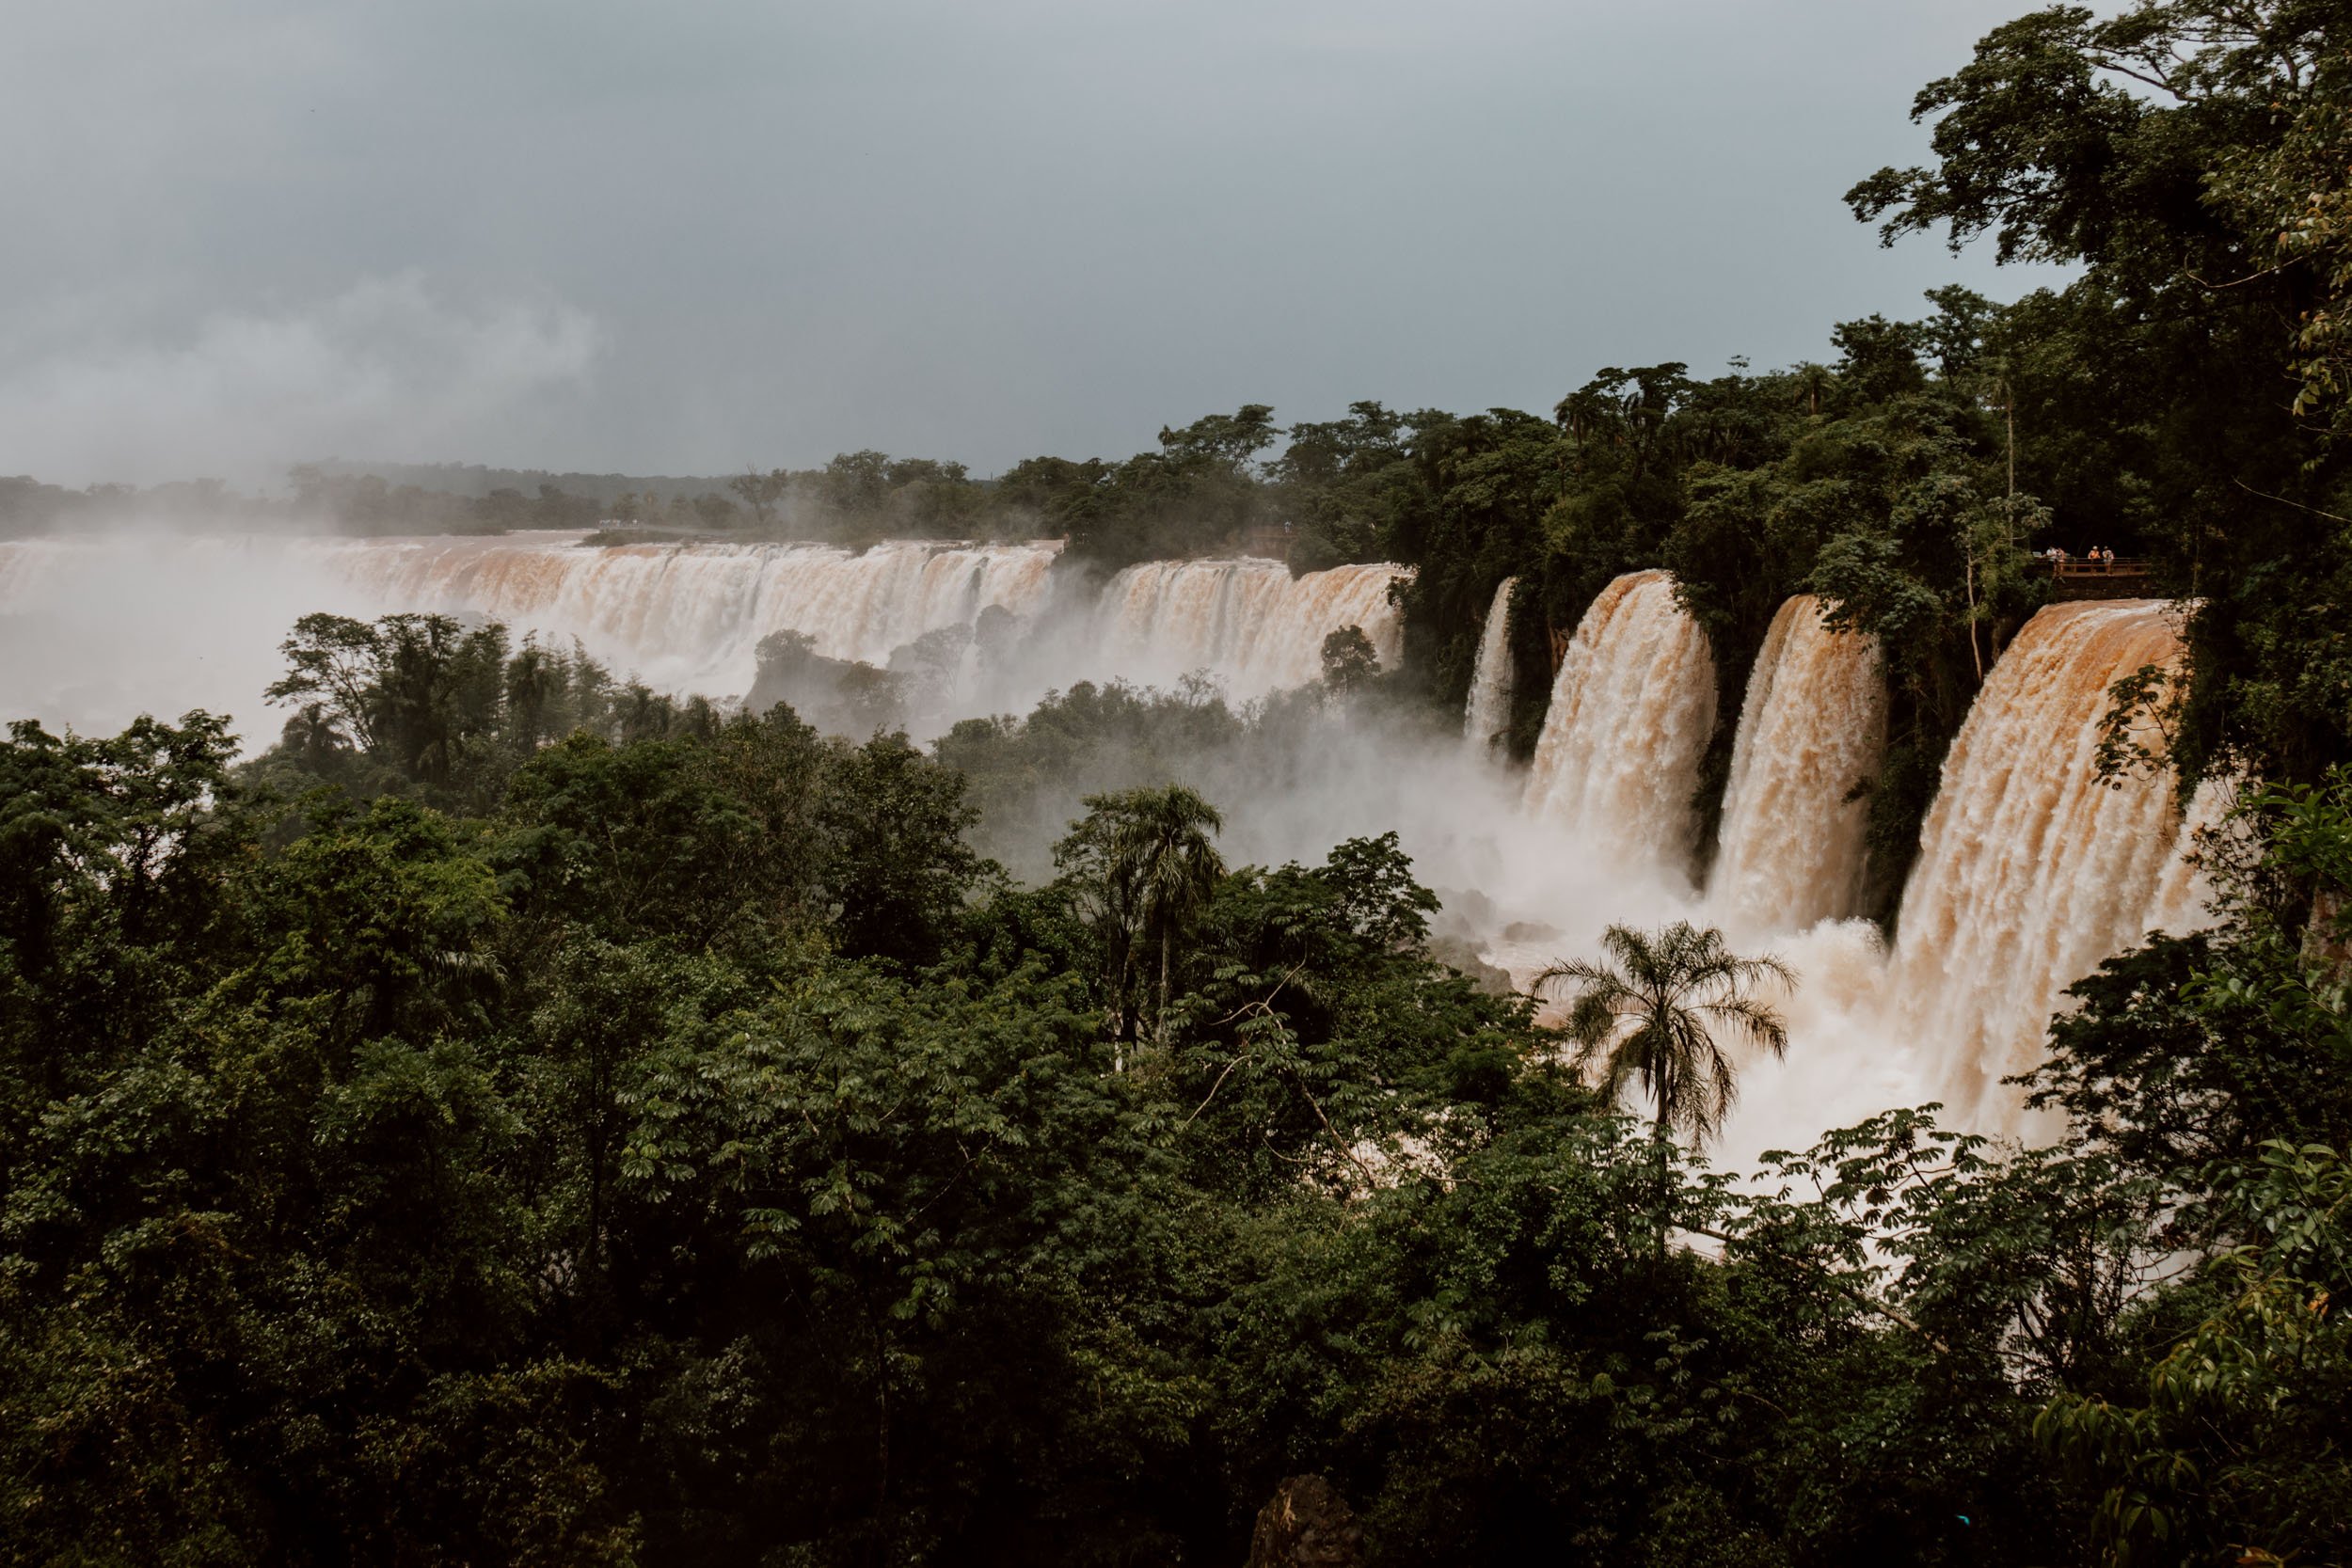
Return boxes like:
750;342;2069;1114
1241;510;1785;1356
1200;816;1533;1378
1245;1475;1364;1568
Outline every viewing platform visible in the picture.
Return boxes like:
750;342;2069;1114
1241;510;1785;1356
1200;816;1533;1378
1238;524;1294;562
2049;557;2155;601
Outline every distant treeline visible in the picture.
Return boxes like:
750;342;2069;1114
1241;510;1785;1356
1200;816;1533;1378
0;475;261;537
278;438;1297;549
0;468;762;541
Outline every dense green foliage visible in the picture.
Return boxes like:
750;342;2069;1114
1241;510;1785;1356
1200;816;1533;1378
8;636;2352;1564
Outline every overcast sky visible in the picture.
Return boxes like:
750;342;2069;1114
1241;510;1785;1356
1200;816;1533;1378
1;1;2066;486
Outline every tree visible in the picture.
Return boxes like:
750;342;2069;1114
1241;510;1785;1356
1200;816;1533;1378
823;450;894;520
1056;786;1227;1047
266;612;388;752
1157;404;1280;473
1269;402;1433;572
369;613;509;790
816;731;982;968
1840;0;2352;785
1109;786;1227;1044
1319;626;1378;693
691;492;741;531
1842;2;2322;280
264;610;508;795
2210;30;2352;437
1538;922;1792;1148
2036;1140;2352;1568
727;467;789;530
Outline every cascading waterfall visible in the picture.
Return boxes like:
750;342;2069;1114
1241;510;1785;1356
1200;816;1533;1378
1708;595;1886;932
311;531;1059;692
0;533;1411;731
2;526;2233;1160
1092;557;1410;696
1522;570;1717;879
1463;577;1518;752
1887;600;2190;1123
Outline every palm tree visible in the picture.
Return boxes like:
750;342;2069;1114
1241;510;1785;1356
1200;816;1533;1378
1108;785;1228;1043
1792;361;1833;419
1055;785;1229;1053
1537;922;1793;1148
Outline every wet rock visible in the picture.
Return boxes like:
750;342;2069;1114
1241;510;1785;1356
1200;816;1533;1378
1427;934;1514;995
1245;1474;1364;1568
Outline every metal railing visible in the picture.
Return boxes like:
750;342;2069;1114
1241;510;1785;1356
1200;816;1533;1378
2049;556;2152;578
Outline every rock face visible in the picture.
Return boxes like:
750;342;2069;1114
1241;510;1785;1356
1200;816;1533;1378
1427;934;1515;996
1245;1475;1364;1568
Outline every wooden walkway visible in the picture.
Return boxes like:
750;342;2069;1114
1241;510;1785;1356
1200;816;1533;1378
1239;525;1293;562
2049;557;2155;601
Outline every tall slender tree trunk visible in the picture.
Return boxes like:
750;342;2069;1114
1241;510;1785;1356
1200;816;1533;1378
1157;923;1173;1045
2004;375;2017;511
1114;939;1134;1048
867;1302;893;1567
1651;1109;1674;1260
1964;546;1984;683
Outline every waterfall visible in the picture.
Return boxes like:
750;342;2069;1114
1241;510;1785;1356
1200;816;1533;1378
1092;557;1409;695
310;531;1060;693
336;537;1412;707
4;528;2236;1164
1463;577;1518;752
1708;595;1886;932
1523;571;1717;878
1888;600;2189;1123
0;533;1408;734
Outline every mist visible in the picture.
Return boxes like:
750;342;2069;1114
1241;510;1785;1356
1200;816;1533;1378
0;529;381;739
0;277;599;490
930;673;1937;1180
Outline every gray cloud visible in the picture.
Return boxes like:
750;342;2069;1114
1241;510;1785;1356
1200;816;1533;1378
0;277;600;486
3;1;2065;484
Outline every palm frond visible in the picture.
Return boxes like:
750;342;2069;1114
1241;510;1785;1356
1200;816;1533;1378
1536;920;1797;1148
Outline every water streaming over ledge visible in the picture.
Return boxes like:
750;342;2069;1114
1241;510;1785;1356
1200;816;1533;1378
1522;571;1718;880
1708;595;1886;933
1463;577;1517;752
1091;557;1409;696
1495;585;2216;1158
0;532;1413;729
1885;599;2190;1124
311;531;1061;692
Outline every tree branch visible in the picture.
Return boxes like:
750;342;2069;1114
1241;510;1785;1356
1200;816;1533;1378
2185;261;2293;293
2087;53;2198;102
2235;478;2352;525
1288;1069;1381;1192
